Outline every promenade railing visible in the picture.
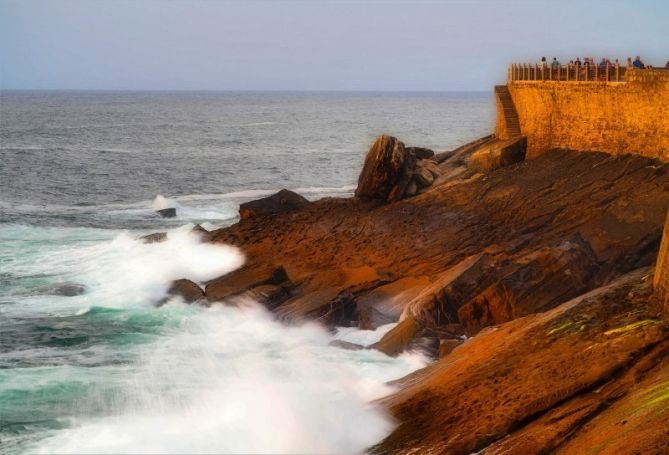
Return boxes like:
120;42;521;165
509;63;630;82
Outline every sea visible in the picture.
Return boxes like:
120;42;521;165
0;91;493;454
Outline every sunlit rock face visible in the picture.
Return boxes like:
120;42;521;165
654;210;669;315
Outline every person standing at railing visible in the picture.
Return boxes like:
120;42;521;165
633;56;645;69
551;57;560;70
665;61;669;69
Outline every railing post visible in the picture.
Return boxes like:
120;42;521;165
585;64;589;81
605;63;610;82
557;64;561;81
566;64;570;81
615;63;620;82
595;63;599;80
535;64;539;81
576;64;579;81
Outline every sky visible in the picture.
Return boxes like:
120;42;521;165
1;0;668;91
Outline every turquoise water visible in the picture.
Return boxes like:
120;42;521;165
0;223;426;453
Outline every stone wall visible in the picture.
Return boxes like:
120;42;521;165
654;209;669;315
507;70;669;161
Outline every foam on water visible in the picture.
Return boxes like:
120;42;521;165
1;223;427;454
34;304;425;454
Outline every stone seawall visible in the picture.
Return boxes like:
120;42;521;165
504;71;669;161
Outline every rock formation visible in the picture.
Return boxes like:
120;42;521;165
166;279;205;303
156;207;177;218
355;135;445;201
239;189;310;220
193;133;669;453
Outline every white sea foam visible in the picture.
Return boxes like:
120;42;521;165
3;224;426;454
34;303;426;454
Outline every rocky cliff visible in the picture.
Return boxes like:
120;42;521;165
192;133;669;454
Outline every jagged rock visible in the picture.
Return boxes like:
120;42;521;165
141;232;167;244
156;208;177;218
239;189;310;220
166;279;205;303
406;146;435;160
355;135;416;201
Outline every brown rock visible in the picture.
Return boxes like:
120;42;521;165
239;189;310;220
413;166;434;187
167;279;204;303
467;136;527;173
421;159;442;178
405;146;435;160
205;264;290;303
403;179;418;197
355;135;416;202
371;269;667;455
437;338;463;358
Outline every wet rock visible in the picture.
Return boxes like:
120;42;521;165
244;284;292;310
29;283;86;297
191;224;209;235
206;265;291;303
167;279;204;303
239;189;310;220
156;208;177;218
328;339;365;351
141;232;167;244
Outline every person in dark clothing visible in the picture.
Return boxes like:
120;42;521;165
633;56;645;69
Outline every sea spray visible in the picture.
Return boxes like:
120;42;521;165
2;224;427;454
34;303;427;454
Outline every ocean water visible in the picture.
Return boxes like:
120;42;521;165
0;91;493;453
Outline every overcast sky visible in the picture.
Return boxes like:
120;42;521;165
1;0;667;91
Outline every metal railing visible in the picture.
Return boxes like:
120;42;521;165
509;63;628;82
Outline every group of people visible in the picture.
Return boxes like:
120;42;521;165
539;55;668;70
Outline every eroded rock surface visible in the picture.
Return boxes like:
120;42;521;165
203;136;669;453
372;269;668;454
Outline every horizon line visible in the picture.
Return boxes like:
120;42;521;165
0;88;493;94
